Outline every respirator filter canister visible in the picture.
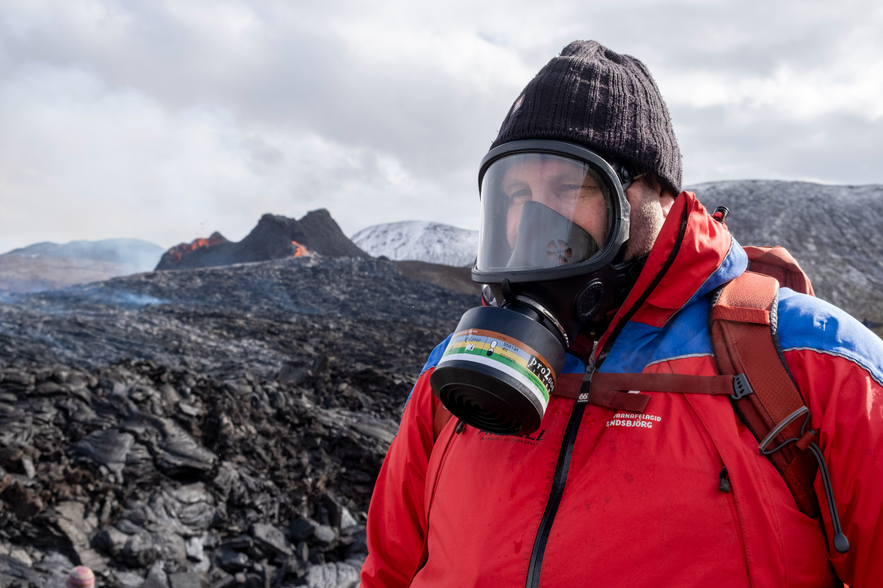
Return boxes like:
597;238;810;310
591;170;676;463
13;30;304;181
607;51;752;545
429;305;565;436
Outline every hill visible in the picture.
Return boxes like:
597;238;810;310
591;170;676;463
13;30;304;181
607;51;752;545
0;239;164;294
688;180;883;325
350;221;477;267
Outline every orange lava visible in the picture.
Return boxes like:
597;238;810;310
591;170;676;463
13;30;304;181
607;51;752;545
291;241;310;257
167;233;226;262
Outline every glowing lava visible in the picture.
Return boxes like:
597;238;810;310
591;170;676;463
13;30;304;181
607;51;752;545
291;241;310;257
167;233;227;263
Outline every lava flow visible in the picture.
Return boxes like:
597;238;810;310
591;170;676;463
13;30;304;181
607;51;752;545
167;232;227;262
291;241;310;257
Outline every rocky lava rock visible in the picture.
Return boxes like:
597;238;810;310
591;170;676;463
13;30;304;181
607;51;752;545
0;255;477;587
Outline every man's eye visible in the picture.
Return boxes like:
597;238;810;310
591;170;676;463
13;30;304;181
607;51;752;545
575;185;602;198
509;189;531;202
554;184;583;200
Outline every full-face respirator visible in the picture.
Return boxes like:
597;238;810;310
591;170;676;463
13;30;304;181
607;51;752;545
429;140;644;435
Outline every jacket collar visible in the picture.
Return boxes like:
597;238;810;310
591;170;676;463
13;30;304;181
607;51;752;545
594;191;748;366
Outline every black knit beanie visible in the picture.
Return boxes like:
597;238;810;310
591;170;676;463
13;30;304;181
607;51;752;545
490;40;682;194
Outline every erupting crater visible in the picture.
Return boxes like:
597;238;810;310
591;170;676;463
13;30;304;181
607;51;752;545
155;210;366;271
166;232;230;262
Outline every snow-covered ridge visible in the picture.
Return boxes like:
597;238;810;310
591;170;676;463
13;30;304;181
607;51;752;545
351;221;478;267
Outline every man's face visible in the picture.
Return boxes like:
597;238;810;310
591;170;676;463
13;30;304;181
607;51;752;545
501;156;608;249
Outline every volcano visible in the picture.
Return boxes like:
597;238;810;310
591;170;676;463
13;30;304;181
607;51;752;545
156;210;368;271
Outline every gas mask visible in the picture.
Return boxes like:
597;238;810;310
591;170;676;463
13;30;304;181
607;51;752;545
430;140;645;435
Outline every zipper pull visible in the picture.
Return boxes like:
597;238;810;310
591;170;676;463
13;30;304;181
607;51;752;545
718;466;731;493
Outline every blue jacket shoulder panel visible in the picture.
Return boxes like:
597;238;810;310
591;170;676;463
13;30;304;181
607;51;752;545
601;295;714;374
400;334;454;421
777;288;883;386
562;352;586;375
419;333;454;376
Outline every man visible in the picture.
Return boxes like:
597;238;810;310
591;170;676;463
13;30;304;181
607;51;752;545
360;40;883;587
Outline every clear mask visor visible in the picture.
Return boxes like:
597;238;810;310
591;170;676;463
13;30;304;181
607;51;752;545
476;153;616;272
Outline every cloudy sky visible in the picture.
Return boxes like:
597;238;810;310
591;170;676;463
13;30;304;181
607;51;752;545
1;0;881;253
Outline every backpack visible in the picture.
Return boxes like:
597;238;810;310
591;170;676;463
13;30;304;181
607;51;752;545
432;244;849;554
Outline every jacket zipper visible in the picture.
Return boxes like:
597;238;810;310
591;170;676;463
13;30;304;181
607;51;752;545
524;205;690;588
524;392;589;588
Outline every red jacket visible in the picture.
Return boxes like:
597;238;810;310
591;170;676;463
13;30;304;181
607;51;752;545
361;192;883;587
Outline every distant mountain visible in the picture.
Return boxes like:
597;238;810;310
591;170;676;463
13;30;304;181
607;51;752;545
350;221;478;267
156;210;368;270
0;238;164;293
3;238;164;267
688;180;883;326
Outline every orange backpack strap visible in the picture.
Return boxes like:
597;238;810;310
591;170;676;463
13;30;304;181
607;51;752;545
742;245;814;296
711;271;820;517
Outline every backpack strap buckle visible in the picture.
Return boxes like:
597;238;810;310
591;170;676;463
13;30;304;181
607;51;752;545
730;373;754;401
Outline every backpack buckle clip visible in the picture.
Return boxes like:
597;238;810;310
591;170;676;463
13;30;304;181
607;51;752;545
730;373;754;401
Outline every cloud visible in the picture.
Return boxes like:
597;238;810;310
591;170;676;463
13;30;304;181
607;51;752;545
0;60;466;252
0;0;881;253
